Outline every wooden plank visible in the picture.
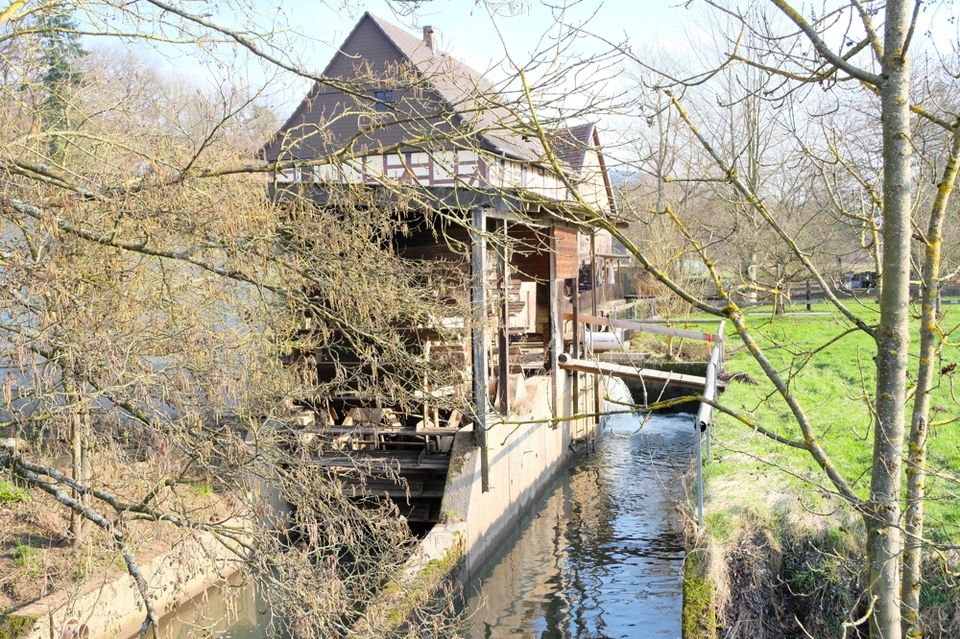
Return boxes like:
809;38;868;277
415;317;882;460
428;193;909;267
308;427;458;436
309;453;450;471
562;312;718;342
446;409;463;430
557;354;709;389
639;317;728;324
552;226;579;279
572;279;580;414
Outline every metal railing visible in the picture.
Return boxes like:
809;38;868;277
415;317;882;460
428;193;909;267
694;319;725;527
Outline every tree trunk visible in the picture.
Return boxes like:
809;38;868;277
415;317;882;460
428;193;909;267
66;374;90;542
867;3;912;638
901;132;960;638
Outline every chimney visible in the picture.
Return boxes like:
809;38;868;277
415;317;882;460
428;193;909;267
422;25;435;52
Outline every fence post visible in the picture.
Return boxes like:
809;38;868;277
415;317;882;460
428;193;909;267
695;414;704;527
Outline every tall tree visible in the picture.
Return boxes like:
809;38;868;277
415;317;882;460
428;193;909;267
510;1;958;637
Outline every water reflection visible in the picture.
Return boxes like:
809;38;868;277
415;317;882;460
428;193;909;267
462;402;691;639
142;574;280;639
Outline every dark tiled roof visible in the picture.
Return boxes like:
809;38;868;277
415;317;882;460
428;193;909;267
365;13;545;162
547;123;596;173
263;12;554;164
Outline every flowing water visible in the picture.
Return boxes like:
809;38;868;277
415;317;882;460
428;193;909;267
153;380;690;638
461;378;692;638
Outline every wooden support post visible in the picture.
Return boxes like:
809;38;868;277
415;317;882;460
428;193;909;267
497;220;510;415
422;340;431;429
590;233;598;316
590;233;600;421
572;278;580;416
549;230;559;427
470;206;490;492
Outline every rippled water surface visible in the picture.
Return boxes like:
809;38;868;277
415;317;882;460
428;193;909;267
156;384;691;638
462;399;692;638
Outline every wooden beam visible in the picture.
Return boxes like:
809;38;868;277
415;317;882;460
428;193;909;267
562;312;719;342
549;229;559;426
497;219;510;415
590;233;600;422
572;277;580;415
470;206;490;492
557;354;709;390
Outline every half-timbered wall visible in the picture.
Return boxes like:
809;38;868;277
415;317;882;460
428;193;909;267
273;150;571;200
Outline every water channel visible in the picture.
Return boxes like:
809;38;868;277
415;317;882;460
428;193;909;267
460;390;691;638
151;382;691;638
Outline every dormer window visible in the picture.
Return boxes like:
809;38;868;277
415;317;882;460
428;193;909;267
374;90;396;111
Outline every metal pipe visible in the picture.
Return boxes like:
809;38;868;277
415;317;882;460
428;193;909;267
698;319;725;464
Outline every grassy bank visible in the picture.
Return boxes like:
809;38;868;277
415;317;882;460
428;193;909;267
693;302;960;636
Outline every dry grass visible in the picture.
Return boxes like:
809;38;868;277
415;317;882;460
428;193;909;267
0;441;228;612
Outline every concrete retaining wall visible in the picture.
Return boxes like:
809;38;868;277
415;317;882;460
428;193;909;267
2;531;240;639
440;373;597;573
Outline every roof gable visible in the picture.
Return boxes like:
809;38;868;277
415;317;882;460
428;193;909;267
264;12;547;163
365;12;547;161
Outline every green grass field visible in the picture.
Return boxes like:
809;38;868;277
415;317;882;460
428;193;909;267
703;302;960;543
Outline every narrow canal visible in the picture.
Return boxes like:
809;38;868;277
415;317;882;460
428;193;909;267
149;383;692;638
461;385;691;638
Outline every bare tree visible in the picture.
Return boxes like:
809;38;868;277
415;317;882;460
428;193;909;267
493;1;959;637
0;3;471;637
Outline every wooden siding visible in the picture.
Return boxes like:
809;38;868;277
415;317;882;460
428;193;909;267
553;227;579;279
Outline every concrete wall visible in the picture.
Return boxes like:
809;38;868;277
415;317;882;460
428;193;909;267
440;373;597;573
3;532;240;639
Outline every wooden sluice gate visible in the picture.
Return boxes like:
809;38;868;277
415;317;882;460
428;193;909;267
558;311;726;395
558;311;727;527
557;353;711;391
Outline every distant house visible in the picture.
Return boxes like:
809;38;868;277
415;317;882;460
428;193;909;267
262;13;622;534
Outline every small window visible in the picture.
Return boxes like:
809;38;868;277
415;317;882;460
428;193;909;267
374;90;395;112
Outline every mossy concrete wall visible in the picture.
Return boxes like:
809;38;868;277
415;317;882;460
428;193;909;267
352;522;466;637
682;544;718;639
1;532;239;639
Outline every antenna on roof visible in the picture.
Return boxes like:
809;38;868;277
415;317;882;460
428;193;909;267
422;25;436;52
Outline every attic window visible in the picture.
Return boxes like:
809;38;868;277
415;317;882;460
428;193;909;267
374;90;396;111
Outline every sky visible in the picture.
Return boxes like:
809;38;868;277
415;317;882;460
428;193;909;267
94;0;707;115
78;0;960;162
